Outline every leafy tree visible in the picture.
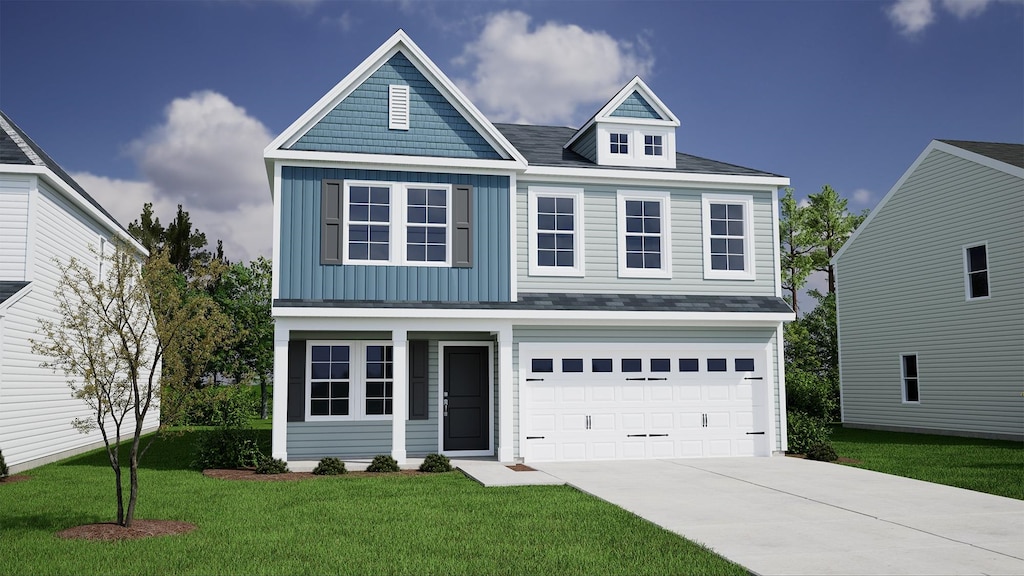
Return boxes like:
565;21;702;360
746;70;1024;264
784;291;840;421
33;245;230;527
778;187;815;315
804;185;867;295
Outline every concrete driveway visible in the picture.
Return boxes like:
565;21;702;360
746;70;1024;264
534;457;1024;576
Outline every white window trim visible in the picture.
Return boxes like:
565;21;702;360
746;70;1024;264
597;124;675;168
527;187;585;277
962;242;991;301
702;193;756;281
900;353;921;405
341;180;453;267
306;340;395;421
616;190;672;279
388;85;410;131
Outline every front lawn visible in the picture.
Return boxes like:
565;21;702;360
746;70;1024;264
832;426;1024;500
0;430;744;576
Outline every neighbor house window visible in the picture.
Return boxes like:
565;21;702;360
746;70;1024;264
964;244;990;300
610;133;629;154
528;187;585;276
644;135;663;156
617;191;672;278
341;181;452;266
702;194;755;280
308;342;394;420
901;354;919;403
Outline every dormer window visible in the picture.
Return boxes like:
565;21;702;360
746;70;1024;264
610;133;629;154
644;135;663;156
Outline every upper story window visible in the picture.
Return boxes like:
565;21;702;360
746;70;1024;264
406;188;448;263
617;191;672;279
528;187;585;277
702;194;755;281
348;185;392;262
308;341;394;421
610;133;629;154
644;135;663;156
963;243;990;300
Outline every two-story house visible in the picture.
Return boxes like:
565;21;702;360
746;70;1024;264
265;31;793;466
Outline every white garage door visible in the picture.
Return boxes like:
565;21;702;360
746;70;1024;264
521;344;770;462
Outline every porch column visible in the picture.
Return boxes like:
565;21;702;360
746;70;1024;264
271;324;290;461
497;325;514;462
391;328;408;464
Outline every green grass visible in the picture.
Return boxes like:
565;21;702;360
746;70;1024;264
832;426;1024;500
1;430;744;576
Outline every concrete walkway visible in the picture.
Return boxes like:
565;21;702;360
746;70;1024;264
454;460;564;487
535;457;1024;576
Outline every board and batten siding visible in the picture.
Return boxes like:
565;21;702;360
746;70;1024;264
516;182;777;295
279;167;510;302
0;175;30;281
837;149;1024;440
0;180;159;470
511;326;783;457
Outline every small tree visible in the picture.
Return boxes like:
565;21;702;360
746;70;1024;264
33;244;229;527
779;187;815;315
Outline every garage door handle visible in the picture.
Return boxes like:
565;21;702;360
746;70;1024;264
744;377;763;380
625;377;646;381
526;436;545;440
627;433;648;438
649;433;668;437
648;377;667;381
745;431;765;435
526;378;544;382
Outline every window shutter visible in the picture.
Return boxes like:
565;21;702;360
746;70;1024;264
453;184;473;268
389;85;410;130
409;340;429;420
321;180;343;265
287;340;307;422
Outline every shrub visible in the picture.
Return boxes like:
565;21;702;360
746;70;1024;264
805;442;839;462
418;453;452;473
255;456;289;474
166;384;259;427
0;448;8;478
366;454;400;473
787;410;833;454
192;428;265;469
785;369;839;421
313;457;347;475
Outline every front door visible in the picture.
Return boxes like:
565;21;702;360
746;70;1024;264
443;346;489;452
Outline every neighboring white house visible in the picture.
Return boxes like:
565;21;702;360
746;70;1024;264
834;139;1024;442
0;111;158;473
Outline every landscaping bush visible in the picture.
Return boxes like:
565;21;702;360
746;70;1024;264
255;456;289;474
366;454;400;473
312;457;347;475
192;428;265;469
166;384;259;427
785;369;839;422
787;410;833;454
418;453;452;473
0;448;8;478
805;442;839;462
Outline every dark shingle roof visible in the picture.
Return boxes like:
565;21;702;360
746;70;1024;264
275;293;793;314
0;281;30;306
0;129;33;165
494;123;783;178
0;110;132;235
939;140;1024;169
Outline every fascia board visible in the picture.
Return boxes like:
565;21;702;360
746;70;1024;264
266;149;526;173
2;165;148;256
521;165;789;188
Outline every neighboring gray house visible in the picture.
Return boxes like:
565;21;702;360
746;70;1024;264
834;139;1024;441
0;111;157;472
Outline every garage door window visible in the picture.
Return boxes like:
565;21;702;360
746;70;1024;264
592;359;613;372
532;358;554;372
622;359;642;372
735;358;755;371
679;358;699;372
651;358;671;372
708;358;727;372
562;358;584;372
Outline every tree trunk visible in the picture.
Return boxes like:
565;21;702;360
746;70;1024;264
827;265;836;294
260;375;269;420
789;284;799;316
124;436;141;528
113;460;124;526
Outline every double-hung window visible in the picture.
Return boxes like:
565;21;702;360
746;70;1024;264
901;353;920;403
617;191;671;278
528;187;585;276
963;243;990;300
702;193;755;280
340;181;452;266
307;341;394;420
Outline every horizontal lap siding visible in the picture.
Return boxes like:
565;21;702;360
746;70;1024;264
516;182;776;295
570;127;597;163
280;167;509;301
0;175;30;280
287;421;392;459
837;150;1024;438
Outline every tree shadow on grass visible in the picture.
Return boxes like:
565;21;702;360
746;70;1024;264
57;430;202;472
2;512;102;533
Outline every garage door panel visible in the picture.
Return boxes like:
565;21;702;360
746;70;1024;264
649;411;674;429
649;438;675;458
590;413;616;431
562;413;587;432
621;412;646;430
621;385;645;402
676;385;702;401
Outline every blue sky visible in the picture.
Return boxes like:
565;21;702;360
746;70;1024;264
1;0;1021;269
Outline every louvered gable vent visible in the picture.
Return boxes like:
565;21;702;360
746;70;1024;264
389;84;410;130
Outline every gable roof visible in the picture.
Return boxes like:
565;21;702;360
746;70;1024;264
496;123;783;178
265;30;526;169
0;111;145;254
833;139;1024;265
564;76;680;150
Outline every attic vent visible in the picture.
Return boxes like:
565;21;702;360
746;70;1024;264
389;85;410;130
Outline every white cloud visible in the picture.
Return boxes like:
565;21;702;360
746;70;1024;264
941;0;993;18
454;11;655;125
888;0;935;34
320;11;353;31
797;198;811;208
72;91;273;263
852;188;873;205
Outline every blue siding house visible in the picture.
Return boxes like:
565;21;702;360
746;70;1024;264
265;31;793;465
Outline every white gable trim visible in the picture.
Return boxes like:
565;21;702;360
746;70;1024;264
264;30;527;166
565;76;681;150
832;140;1024;265
0;282;32;315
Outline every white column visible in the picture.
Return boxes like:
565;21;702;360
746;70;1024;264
497;325;514;462
271;322;290;461
390;328;408;464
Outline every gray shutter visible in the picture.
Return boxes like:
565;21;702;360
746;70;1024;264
409;340;429;420
287;340;306;422
452;184;473;268
321;180;343;265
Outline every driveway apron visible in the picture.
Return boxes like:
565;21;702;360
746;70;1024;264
534;457;1024;576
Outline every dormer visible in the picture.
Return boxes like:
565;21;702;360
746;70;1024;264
565;77;680;169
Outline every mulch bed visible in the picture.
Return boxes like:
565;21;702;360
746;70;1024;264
0;474;31;485
203;468;430;481
507;464;537;472
57;520;197;541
